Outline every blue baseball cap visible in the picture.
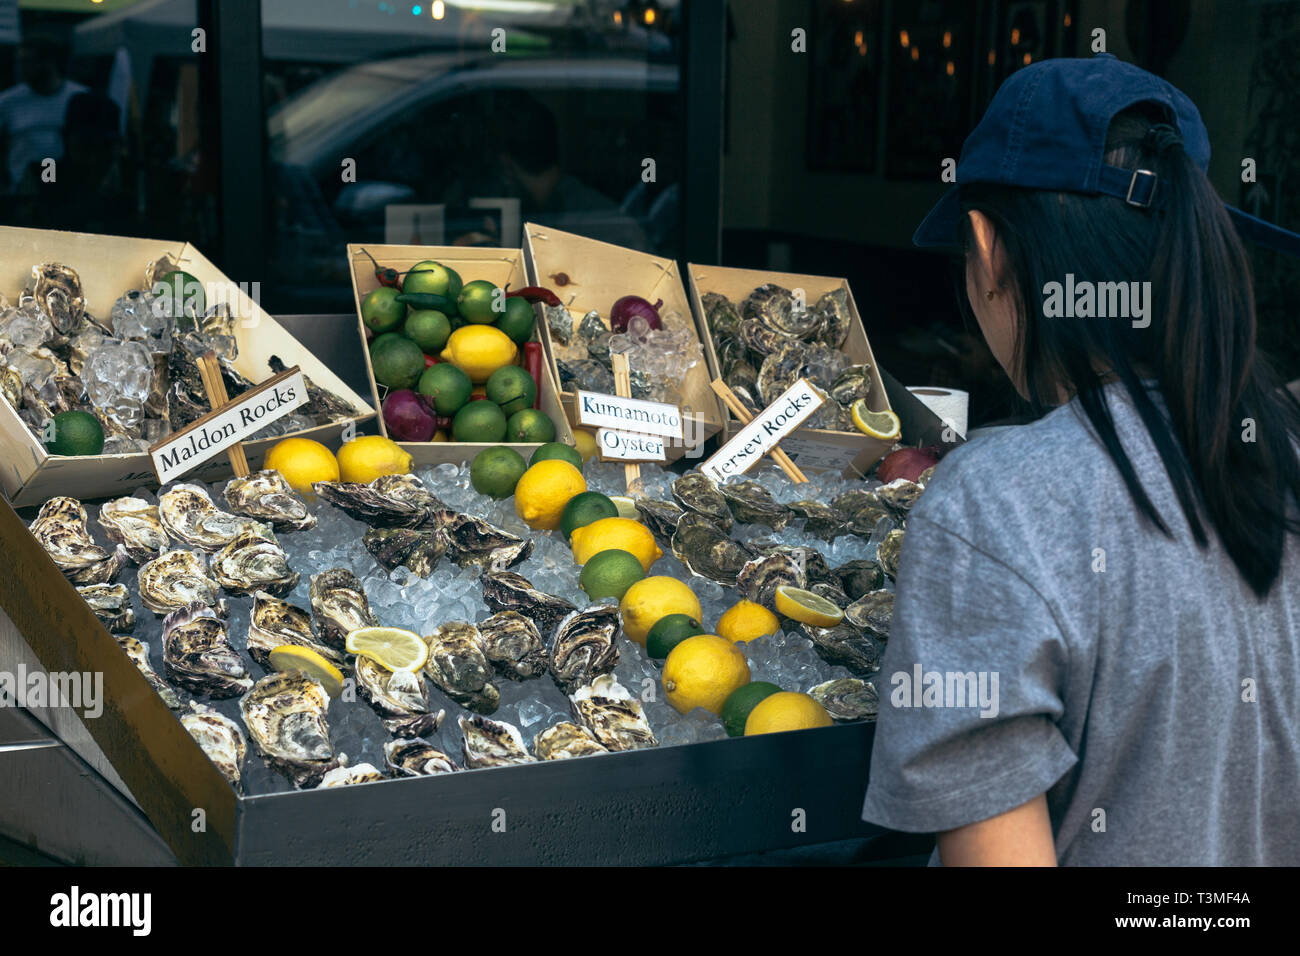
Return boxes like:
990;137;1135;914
914;53;1300;257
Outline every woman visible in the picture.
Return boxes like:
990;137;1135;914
862;55;1300;865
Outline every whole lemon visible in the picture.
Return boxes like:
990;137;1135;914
662;634;751;716
569;517;662;572
439;325;519;383
743;692;833;735
514;459;587;530
263;437;339;493
572;428;599;462
336;434;413;484
716;599;780;644
620;576;702;645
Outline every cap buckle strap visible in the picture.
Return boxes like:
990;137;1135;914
1126;169;1158;208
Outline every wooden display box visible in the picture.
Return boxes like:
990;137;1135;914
686;264;895;476
521;224;725;463
347;244;574;467
0;227;375;508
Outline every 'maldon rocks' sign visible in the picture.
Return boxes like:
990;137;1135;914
701;378;824;481
150;366;307;484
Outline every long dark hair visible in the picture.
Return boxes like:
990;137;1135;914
959;105;1300;596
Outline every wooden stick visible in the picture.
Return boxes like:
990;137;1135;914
197;350;250;478
610;353;640;492
710;378;808;483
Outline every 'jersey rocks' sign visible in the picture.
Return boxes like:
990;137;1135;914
701;378;824;481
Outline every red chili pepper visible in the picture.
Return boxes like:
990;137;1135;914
360;247;401;288
506;286;563;307
523;341;543;410
424;354;438;368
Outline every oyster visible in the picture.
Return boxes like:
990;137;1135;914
719;480;792;530
459;714;535;768
435;511;533;571
161;602;252;698
33;262;86;333
831;489;891;536
701;291;741;341
355;654;445;738
480;570;576;642
182;701;247;790
159;483;267;552
115;636;181;709
1;365;21;408
671;473;733;531
548;605;620;694
736;551;805;610
634;498;686;550
742;283;822;343
801;623;882;676
813;288;853;349
268;355;357;424
918;465;937;486
312;474;444;528
756;339;811;406
384;738;460;776
570;674;657;751
811;580;852;608
424;622;499;714
787;499;850;541
246;591;343;668
478;611;547;681
78;583;135;633
317;762;385;788
532;721;608;760
876;528;905;580
240;673;340;788
29;497;126;584
836;559;885;599
309;568;377;651
98;496;169;562
137;548;221;614
211;529;298;596
223;470;316;532
876;479;923;519
670;513;753;587
809;678;879;721
844;589;894;641
829;364;873;406
362;527;447;577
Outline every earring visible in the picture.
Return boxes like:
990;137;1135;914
985;288;998;301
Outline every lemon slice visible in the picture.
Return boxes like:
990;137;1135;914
609;495;640;520
774;586;845;628
851;401;901;441
267;646;346;698
345;626;428;672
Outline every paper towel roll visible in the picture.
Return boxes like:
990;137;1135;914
907;386;969;438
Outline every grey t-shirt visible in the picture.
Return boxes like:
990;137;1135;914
861;383;1299;865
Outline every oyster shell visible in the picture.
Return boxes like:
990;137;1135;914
29;497;127;584
548;605;620;694
836;559;885;599
634;498;686;550
876;528;905;580
362;527;447;577
809;678;879;721
756;339;811;406
701;291;741;341
309;568;377;651
137;548;222;614
317;762;385;788
182;701;247;790
246;591;343;668
33;263;86;333
813;288;853;349
240;673;340;788
312;474;445;528
532;721;609;760
844;589;893;640
424;621;499;714
480;570;577;642
98;496;169;562
671;473;733;531
787;499;850;541
719;480;792;530
459;714;535;768
78;583;135;633
159;483;268;552
161;602;252;698
831;489;891;537
570;674;657;751
670;513;753;587
355;654;445;738
801;623;881;676
223;470;316;532
829;364;873;406
115;635;181;709
742;283;823;341
478;611;547;681
211;529;298;596
384;738;460;776
435;511;533;571
876;479;923;519
736;551;805;610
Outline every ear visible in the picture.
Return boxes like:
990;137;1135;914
967;210;1007;289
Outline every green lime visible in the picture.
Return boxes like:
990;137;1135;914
720;681;783;737
452;400;508;443
417;363;473;416
404;309;451;353
44;410;104;456
578;548;646;602
485;365;537;416
529;442;582;469
458;279;502;324
369;335;426;390
495;296;535;345
506;408;555;443
156;269;207;324
370;331;403;352
560;491;620;541
470;445;528;499
361;286;406;334
645;613;708;661
403;260;463;299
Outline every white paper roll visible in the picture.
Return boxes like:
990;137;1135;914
907;386;969;439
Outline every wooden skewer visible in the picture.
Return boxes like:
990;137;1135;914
710;378;808;483
610;352;640;492
197;350;250;478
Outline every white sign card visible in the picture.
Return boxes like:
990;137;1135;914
575;390;684;441
596;427;668;463
150;367;308;485
701;378;825;482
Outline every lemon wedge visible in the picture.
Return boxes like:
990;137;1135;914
774;586;845;628
850;401;901;441
345;626;429;672
267;646;346;698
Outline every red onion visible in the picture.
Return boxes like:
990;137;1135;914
877;446;939;484
610;295;663;333
383;389;437;442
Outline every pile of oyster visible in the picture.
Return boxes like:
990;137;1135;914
0;258;355;454
701;284;873;430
